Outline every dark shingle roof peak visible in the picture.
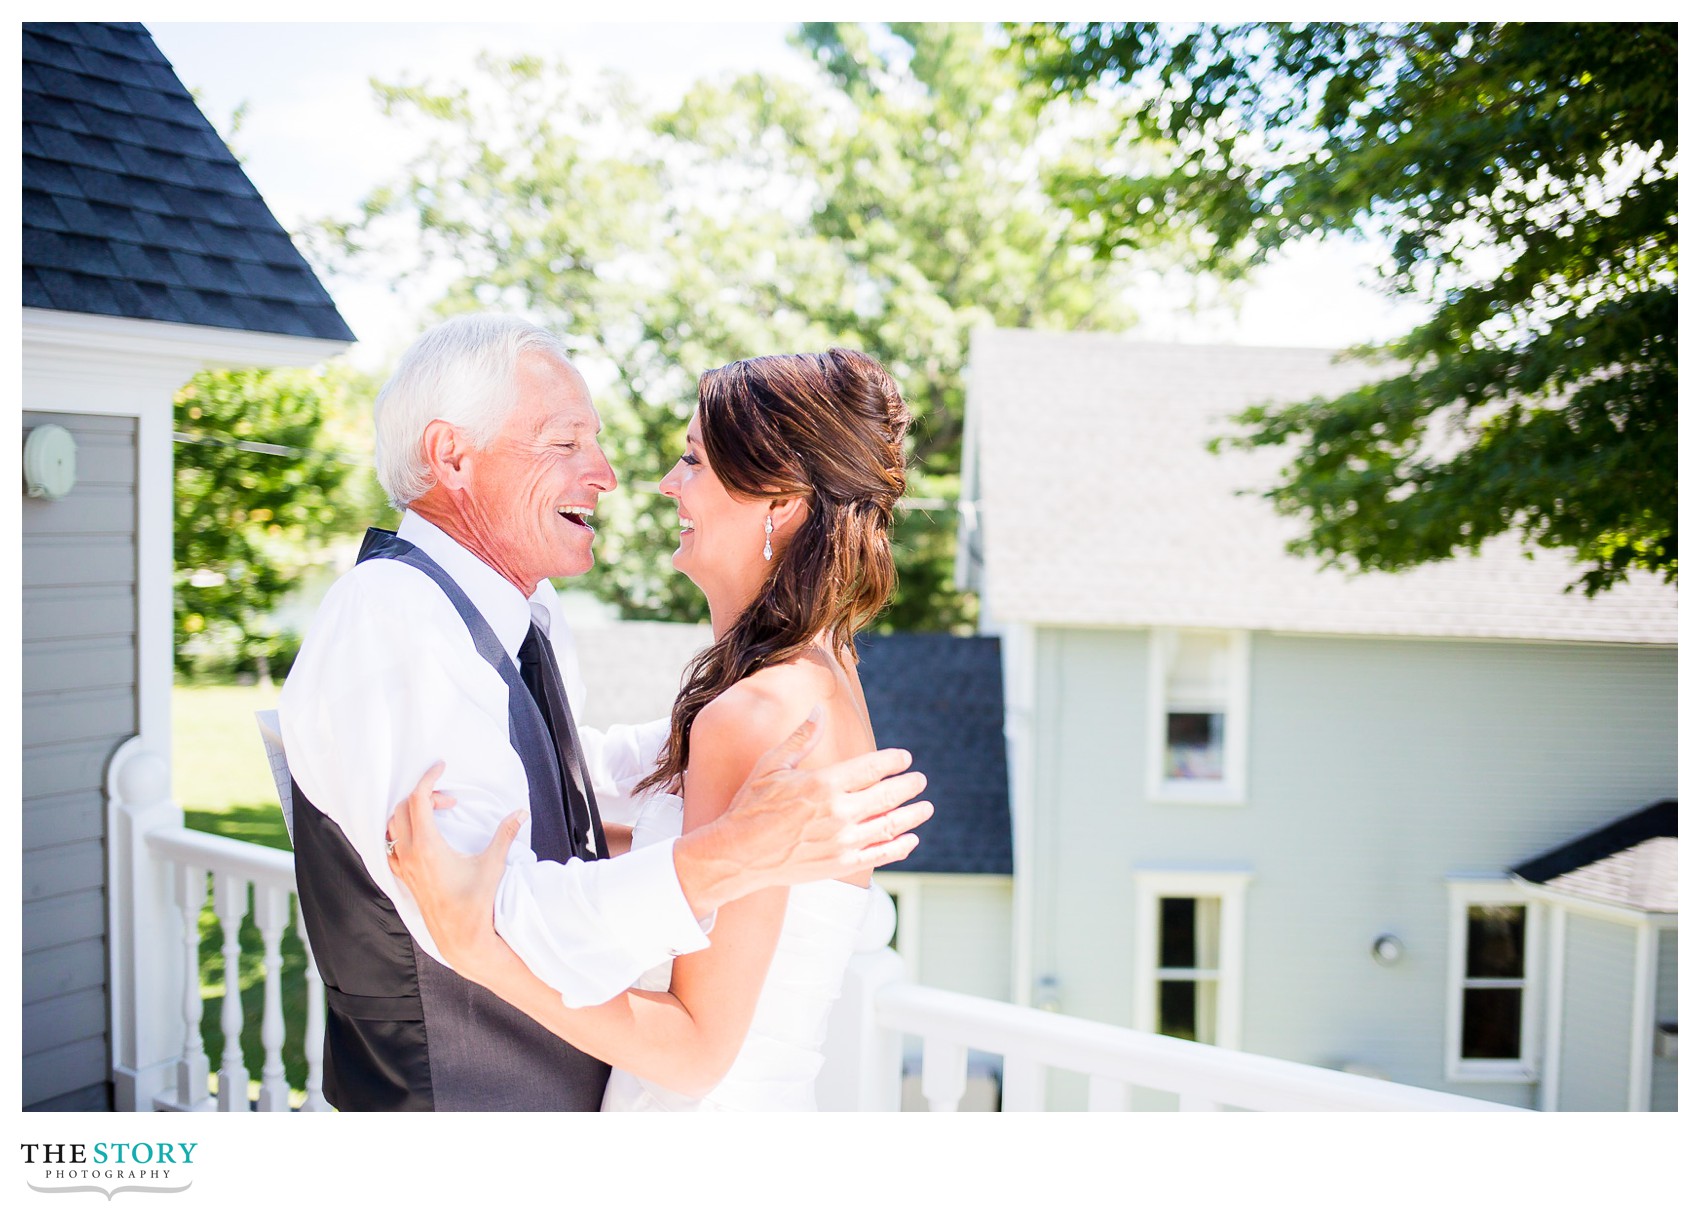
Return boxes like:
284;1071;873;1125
22;22;355;344
1512;801;1677;914
1513;800;1677;885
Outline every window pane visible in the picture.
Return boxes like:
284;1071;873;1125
1466;905;1526;979
1169;632;1232;702
1159;898;1195;969
1158;979;1218;1044
1157;980;1196;1041
1461;988;1523;1059
1165;712;1224;780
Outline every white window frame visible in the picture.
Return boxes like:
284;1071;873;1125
1145;628;1250;806
1132;870;1252;1050
1445;879;1542;1083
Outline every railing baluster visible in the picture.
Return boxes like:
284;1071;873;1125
297;897;330;1112
254;885;291;1111
1086;1074;1129;1112
213;873;251;1111
144;825;1528;1116
168;862;212;1110
921;1036;968;1112
1000;1053;1045;1111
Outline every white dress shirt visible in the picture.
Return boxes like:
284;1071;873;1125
278;511;709;1007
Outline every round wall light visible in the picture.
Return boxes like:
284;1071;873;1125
1372;934;1405;966
24;424;78;501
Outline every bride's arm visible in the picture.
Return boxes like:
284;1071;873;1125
394;684;801;1098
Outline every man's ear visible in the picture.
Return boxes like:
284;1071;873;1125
421;419;472;491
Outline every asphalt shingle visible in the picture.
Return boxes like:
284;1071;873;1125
22;21;354;343
857;634;1013;876
1513;801;1677;914
964;329;1677;644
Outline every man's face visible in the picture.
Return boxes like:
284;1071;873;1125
461;351;615;592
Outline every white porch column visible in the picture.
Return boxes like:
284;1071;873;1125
107;738;186;1111
816;883;904;1111
1539;905;1567;1112
1627;921;1657;1112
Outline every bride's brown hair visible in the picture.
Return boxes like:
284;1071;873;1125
636;349;910;797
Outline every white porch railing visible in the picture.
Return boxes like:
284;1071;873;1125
112;744;1523;1114
143;826;328;1112
817;890;1527;1113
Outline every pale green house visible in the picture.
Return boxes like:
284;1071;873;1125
957;328;1677;1111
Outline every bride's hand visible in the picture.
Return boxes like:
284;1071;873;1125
384;761;524;979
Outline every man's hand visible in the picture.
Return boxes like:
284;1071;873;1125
671;708;933;916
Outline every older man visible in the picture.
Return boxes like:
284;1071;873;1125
278;315;928;1111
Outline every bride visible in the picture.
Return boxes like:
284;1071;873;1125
385;347;910;1111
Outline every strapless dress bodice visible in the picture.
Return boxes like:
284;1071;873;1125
601;792;871;1113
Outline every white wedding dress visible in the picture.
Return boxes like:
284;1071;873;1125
601;792;871;1112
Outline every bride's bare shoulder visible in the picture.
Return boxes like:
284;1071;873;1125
693;656;835;753
680;661;834;830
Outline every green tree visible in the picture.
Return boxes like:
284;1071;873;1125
1019;22;1676;594
174;365;387;679
327;24;1150;629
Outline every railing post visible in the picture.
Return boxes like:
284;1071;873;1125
1000;1052;1045;1111
1086;1075;1130;1112
817;882;904;1111
921;1036;969;1111
106;738;186;1111
254;885;291;1111
297;900;330;1112
214;874;251;1111
167;860;213;1111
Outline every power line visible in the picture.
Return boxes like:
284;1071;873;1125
173;431;371;466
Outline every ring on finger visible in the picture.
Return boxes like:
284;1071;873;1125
385;836;397;857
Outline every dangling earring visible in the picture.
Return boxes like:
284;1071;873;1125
763;515;774;562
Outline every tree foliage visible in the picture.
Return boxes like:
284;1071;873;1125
327;23;1149;629
174;365;389;677
1019;22;1677;593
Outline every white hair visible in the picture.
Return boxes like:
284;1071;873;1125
372;313;573;509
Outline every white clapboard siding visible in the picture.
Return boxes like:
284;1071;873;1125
1028;625;1675;1109
1557;915;1638;1110
22;410;139;1111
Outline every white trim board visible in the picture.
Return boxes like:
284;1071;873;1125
23;307;351;374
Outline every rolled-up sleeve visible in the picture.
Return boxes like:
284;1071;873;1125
281;562;708;1009
492;838;708;1006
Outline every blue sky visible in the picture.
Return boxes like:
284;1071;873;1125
146;20;1426;366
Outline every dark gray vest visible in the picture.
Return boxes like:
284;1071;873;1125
291;528;611;1111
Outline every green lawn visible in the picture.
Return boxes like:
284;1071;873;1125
173;681;309;1106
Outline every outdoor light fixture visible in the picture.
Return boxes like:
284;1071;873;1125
1371;934;1405;966
23;423;77;500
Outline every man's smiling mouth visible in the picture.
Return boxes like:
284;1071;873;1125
558;506;595;531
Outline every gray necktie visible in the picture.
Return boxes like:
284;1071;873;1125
515;609;606;862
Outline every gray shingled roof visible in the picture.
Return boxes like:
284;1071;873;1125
962;329;1676;644
857;634;1012;876
22;21;356;342
1513;800;1677;914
